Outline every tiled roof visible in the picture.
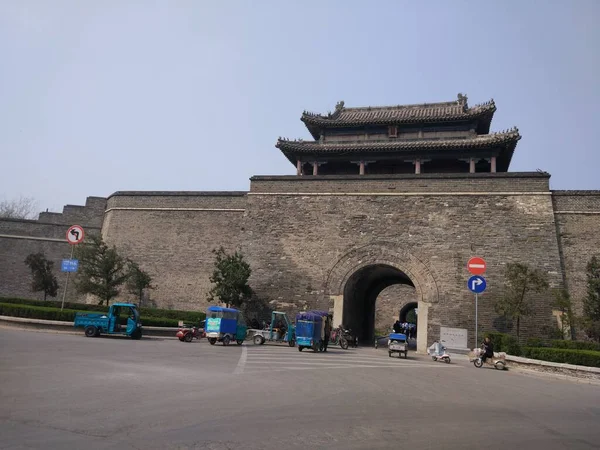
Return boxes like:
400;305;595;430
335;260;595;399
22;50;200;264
276;128;520;154
301;95;496;132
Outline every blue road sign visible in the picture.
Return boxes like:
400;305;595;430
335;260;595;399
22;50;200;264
61;259;79;273
467;275;486;293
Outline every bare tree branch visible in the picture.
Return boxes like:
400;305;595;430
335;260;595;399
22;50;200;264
0;196;38;219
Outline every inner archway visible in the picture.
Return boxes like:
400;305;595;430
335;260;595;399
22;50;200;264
399;302;418;323
343;264;415;342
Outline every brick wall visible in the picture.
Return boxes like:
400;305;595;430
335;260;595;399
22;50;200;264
552;191;600;317
0;197;106;301
375;284;417;332
242;173;563;348
101;192;247;310
249;172;550;193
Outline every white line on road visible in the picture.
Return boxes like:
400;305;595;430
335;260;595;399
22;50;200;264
233;345;247;375
244;364;460;373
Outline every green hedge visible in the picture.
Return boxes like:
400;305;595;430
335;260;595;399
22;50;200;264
0;302;181;328
521;347;600;368
0;297;205;324
523;338;600;352
550;340;600;352
483;332;521;356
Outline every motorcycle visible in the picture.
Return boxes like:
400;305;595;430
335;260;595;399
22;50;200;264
176;324;205;342
470;347;507;370
330;326;358;350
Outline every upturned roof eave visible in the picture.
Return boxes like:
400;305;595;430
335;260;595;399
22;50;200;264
276;132;521;154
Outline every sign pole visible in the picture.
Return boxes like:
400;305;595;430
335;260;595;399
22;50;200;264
61;246;74;311
475;292;478;348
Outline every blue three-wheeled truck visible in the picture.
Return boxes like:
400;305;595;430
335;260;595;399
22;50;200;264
74;303;143;339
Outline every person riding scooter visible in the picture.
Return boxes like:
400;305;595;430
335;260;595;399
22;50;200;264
481;337;494;363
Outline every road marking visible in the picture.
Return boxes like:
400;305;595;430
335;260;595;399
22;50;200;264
244;364;459;373
233;345;247;375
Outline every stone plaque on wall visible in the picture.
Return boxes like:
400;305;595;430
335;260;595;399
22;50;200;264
440;326;468;349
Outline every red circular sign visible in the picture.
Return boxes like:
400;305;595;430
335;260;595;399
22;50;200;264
66;225;85;245
467;257;486;275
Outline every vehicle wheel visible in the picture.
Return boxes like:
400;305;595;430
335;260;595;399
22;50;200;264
237;340;244;345
388;352;392;357
445;357;451;364
131;328;142;340
223;336;231;346
84;326;97;337
432;356;437;361
288;339;295;347
340;339;349;350
495;361;506;370
298;346;303;352
178;337;185;342
94;328;101;337
209;338;217;345
474;358;483;368
253;335;263;345
184;333;193;343
404;352;407;359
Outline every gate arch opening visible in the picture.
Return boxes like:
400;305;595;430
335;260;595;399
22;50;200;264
343;264;415;342
399;302;418;323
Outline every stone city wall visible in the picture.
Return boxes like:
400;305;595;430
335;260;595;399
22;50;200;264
0;197;105;301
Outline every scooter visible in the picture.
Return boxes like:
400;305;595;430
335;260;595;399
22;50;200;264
428;346;451;364
470;347;507;370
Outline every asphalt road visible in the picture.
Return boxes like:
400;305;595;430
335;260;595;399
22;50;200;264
1;329;599;450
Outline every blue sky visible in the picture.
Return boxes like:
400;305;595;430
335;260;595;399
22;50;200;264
1;1;598;212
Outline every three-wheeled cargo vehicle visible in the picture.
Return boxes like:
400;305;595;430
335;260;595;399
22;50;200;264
74;303;143;339
388;332;408;358
296;310;329;352
248;311;296;346
205;306;247;346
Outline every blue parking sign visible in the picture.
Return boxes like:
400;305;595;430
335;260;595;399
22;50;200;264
61;259;79;273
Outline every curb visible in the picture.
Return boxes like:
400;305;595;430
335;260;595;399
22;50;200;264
505;354;600;375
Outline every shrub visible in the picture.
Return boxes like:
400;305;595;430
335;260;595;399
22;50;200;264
482;331;521;356
0;302;185;328
0;297;205;323
521;347;600;368
526;337;545;348
550;340;600;352
0;303;79;321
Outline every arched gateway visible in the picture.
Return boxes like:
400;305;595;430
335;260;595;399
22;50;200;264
324;243;439;353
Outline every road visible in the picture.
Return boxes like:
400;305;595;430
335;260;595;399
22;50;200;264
1;328;599;450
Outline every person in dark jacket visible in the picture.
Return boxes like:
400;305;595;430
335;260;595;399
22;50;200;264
481;337;494;363
393;320;402;333
323;315;332;351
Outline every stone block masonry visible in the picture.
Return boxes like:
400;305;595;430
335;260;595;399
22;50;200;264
1;177;599;352
0;197;106;302
102;192;247;310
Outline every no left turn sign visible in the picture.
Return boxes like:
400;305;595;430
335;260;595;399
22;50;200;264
66;225;85;245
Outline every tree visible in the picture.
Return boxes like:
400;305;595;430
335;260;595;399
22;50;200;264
126;261;154;306
0;196;38;219
552;288;575;340
74;235;129;305
582;256;600;342
495;262;549;340
207;247;252;308
24;252;59;300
